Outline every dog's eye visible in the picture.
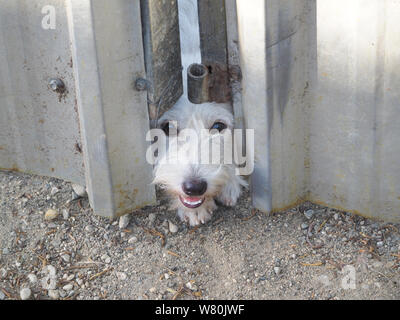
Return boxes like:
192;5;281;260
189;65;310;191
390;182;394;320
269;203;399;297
160;121;177;136
210;122;227;132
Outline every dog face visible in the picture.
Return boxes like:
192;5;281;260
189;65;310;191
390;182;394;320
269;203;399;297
153;99;246;226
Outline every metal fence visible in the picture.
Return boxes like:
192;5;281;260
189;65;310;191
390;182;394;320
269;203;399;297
0;0;399;222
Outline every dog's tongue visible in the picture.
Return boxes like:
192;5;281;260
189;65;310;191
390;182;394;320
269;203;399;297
182;196;202;202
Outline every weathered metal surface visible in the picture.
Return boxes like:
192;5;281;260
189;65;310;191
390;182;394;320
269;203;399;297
0;0;85;185
311;0;400;222
67;0;156;218
140;0;183;121
187;63;209;104
197;0;231;103
237;0;400;222
236;0;271;212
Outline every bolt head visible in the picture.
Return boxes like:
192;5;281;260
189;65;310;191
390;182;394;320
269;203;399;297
135;78;148;91
48;78;66;93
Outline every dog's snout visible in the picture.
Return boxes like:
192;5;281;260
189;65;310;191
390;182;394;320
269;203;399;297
182;179;207;196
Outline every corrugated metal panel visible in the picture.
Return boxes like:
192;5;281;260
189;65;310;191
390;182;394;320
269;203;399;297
311;0;400;221
0;0;157;218
0;0;84;185
237;0;400;222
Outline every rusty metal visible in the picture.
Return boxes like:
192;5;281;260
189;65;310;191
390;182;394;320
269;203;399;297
187;63;209;104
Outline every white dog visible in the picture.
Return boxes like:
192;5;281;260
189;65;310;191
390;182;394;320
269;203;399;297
152;0;246;226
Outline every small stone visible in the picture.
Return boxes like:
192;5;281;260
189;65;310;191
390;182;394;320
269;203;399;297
164;273;170;280
101;254;111;264
20;288;31;300
0;291;5;300
71;184;87;197
301;223;309;230
376;241;384;248
333;213;339;220
116;272;127;281
168;221;179;233
50;187;59;196
48;289;59;299
304;209;314;219
59;290;67;298
149;287;157;293
128;236;138;244
62;209;70;220
44;209;59;221
46;265;57;277
185;281;198;291
66;274;75;281
61;254;71;263
273;267;281;275
84;225;93;233
42;277;57;290
63;284;73;291
27;274;38;284
148;213;157;226
119;214;130;229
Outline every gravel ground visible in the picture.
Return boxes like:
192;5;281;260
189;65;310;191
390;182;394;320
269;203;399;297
0;170;399;300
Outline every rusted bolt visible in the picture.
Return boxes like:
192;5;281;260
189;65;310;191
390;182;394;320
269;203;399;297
135;78;149;91
48;78;66;93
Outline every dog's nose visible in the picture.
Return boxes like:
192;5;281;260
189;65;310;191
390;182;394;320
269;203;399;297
182;179;207;196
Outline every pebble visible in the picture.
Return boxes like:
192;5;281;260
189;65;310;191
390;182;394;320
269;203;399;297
376;241;384;248
63;284;73;291
304;209;314;219
46;265;57;278
0;291;5;300
116;272;127;281
71;184;87;197
101;254;111;264
61;254;71;263
20;288;31;300
42;276;57;290
168;221;179;233
59;290;67;298
301;223;309;230
119;214;130;229
273;267;281;275
148;213;157;226
128;236;138;244
185;282;198;291
44;209;59;221
27;274;38;284
48;289;59;299
62;209;70;220
66;274;75;281
50;187;59;196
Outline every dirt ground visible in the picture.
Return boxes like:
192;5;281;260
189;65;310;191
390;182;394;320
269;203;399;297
0;169;399;300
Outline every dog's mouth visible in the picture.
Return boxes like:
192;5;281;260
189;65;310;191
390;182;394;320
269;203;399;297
179;195;205;208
